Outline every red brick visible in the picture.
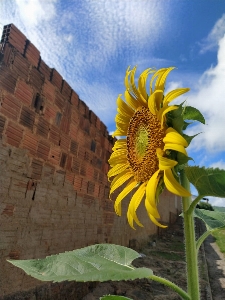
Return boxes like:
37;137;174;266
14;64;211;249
36;117;49;138
78;146;86;160
24;40;40;68
42;80;55;103
49;146;61;165
30;158;43;180
1;43;14;65
0;93;21;120
86;164;94;179
61;80;71;100
49;125;60;145
103;212;114;224
82;195;94;206
66;155;73;171
15;80;33;106
1;204;15;216
5;121;23;147
71;91;79;106
72;157;80;173
73;176;82;191
22;131;39;155
70;140;78;156
37;140;50;160
8;250;20;260
44;104;57;123
51;69;62;91
80;178;88;194
80;163;86;176
90;124;97;139
12;51;30;80
87;181;95;195
19;106;35;130
96;116;101;130
60;152;67;168
71;109;80;124
78;99;86;116
69;122;78;140
29;66;44;92
63;101;72;118
65;172;74;185
60;116;70;134
38;59;51;81
0;115;6;138
89;110;97;124
2;27;26;54
60;132;70;151
55;91;65;110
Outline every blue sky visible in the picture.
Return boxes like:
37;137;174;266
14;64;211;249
1;0;225;206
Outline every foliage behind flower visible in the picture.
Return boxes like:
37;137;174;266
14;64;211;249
108;67;192;229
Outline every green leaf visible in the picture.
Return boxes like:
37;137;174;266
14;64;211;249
194;208;225;230
7;244;153;282
183;106;205;124
100;296;132;300
185;166;225;198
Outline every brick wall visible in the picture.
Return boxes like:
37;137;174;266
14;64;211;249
0;24;181;299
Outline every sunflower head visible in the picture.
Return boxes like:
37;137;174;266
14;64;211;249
108;66;191;229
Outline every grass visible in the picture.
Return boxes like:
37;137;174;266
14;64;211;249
212;228;225;254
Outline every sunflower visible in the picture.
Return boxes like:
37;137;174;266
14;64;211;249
108;66;191;229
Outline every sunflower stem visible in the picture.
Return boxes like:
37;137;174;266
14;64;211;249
149;275;190;300
180;170;200;300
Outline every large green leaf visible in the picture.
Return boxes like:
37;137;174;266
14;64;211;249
194;208;225;230
8;244;153;282
194;208;225;251
183;106;205;124
100;296;132;300
185;166;225;198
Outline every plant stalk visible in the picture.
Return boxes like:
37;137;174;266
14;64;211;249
180;170;200;299
150;275;190;300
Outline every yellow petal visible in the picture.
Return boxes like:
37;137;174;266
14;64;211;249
156;67;175;91
112;129;126;137
149;214;168;228
157;105;178;126
110;170;134;195
164;88;190;105
130;67;148;107
117;95;134;117
157;148;178;170
109;149;127;159
138;68;155;100
164;143;187;156
164;128;188;147
108;155;127;166
150;68;166;94
108;162;129;178
125;90;140;110
164;168;191;197
127;182;146;228
115;113;131;125
145;170;161;219
112;139;127;151
114;179;137;215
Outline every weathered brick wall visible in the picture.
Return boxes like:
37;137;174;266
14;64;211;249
0;24;181;299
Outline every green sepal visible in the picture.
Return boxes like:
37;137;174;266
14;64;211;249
7;244;153;283
167;103;184;134
185;166;225;198
183;121;193;130
183;133;199;145
177;152;193;165
100;296;133;300
183;106;205;124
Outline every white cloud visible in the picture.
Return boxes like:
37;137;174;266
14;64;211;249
208;197;225;207
210;160;225;170
199;14;225;54
186;34;225;153
15;0;57;27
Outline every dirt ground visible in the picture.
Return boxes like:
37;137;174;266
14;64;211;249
82;217;225;300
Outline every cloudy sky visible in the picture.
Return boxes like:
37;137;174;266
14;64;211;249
1;0;225;206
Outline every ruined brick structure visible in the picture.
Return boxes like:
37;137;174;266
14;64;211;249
0;24;181;299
